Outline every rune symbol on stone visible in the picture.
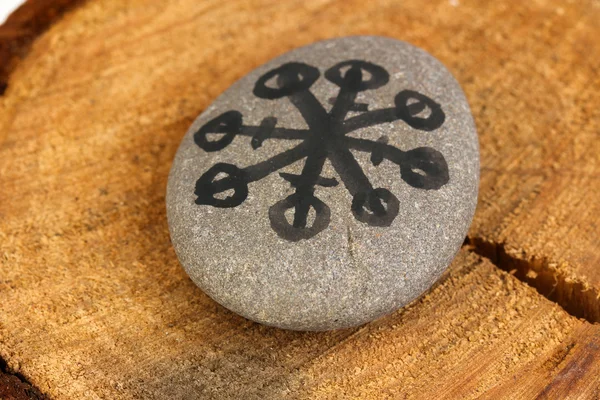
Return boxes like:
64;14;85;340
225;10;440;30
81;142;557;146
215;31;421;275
193;60;450;241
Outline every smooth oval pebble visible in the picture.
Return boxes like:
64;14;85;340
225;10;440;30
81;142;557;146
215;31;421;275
166;36;479;331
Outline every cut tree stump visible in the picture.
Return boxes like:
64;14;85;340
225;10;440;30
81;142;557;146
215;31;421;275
0;0;599;399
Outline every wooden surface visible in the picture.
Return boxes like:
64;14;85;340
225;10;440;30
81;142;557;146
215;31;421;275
0;2;84;398
0;0;599;399
0;0;84;96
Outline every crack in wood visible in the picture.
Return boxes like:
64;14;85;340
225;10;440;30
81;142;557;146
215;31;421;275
0;357;48;400
465;236;600;324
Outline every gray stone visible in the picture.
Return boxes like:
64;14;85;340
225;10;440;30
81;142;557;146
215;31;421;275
166;36;479;331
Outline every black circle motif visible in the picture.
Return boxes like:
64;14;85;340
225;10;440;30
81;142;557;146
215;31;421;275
253;62;320;99
195;163;248;208
194;111;242;152
400;147;449;190
351;188;400;227
325;60;389;91
395;90;445;131
269;194;331;242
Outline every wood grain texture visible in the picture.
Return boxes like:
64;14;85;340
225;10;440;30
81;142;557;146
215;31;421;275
0;0;85;95
0;0;599;398
464;0;600;321
0;1;83;398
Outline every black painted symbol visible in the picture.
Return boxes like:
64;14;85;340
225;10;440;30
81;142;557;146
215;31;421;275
194;60;449;241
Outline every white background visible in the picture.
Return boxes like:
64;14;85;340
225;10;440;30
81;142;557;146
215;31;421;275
1;0;25;24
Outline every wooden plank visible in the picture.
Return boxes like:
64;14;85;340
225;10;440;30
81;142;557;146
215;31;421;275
3;246;600;399
0;0;599;398
299;252;600;400
463;0;600;321
0;1;85;398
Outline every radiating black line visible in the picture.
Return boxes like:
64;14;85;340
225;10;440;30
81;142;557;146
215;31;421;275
343;136;405;166
328;97;368;112
341;108;398;133
251;117;277;149
242;142;310;183
327;142;374;197
279;172;339;187
238;126;309;140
